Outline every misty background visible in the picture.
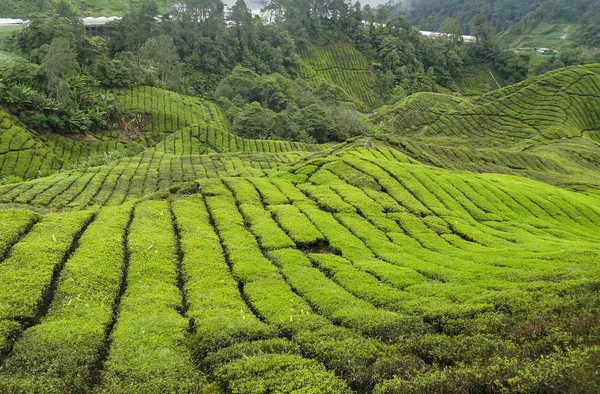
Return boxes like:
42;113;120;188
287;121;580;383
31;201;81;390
222;1;395;10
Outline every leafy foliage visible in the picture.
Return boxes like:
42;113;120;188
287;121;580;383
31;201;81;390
216;65;367;143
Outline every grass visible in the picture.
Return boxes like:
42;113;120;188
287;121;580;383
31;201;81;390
0;65;599;392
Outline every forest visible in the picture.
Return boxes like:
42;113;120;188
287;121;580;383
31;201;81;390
0;0;535;143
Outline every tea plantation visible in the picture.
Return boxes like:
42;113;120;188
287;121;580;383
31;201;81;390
0;65;599;393
299;40;384;112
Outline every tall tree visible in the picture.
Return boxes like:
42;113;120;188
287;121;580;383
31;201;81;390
352;1;362;21
375;5;389;24
439;17;462;44
262;1;285;24
171;0;225;28
581;2;600;46
41;37;78;102
470;14;496;58
229;0;254;60
363;4;374;25
17;6;85;58
140;34;181;86
107;0;160;53
331;0;349;22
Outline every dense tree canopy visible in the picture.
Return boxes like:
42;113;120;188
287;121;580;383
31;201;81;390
215;65;366;143
0;0;532;137
0;0;49;18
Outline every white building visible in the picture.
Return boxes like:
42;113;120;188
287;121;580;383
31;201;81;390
0;18;24;26
420;30;476;43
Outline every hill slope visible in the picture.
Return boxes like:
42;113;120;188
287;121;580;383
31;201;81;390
377;64;600;145
0;0;169;17
0;144;599;392
0;107;321;210
0;109;63;180
0;86;219;182
299;40;384;112
373;64;600;193
390;0;599;47
0;66;599;392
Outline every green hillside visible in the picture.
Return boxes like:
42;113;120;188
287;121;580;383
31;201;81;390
377;64;600;144
0;63;600;393
0;109;64;181
389;0;599;48
0;86;222;182
112;86;213;147
0;141;599;392
300;40;384;112
454;64;504;95
373;64;600;193
0;0;169;18
502;23;582;50
0;94;322;210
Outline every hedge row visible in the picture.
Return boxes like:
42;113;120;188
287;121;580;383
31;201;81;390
99;200;200;393
0;204;132;392
0;151;312;209
0;210;94;354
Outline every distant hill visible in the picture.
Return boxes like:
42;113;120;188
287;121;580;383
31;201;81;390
372;64;600;194
377;64;600;145
390;0;599;47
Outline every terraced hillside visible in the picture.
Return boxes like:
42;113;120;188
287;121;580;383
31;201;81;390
0;145;599;392
0;86;218;182
300;40;384;111
454;64;504;95
1;86;289;183
112;87;217;147
0;109;62;181
0;111;144;182
377;64;600;145
0;119;322;210
1;65;600;392
373;64;600;194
